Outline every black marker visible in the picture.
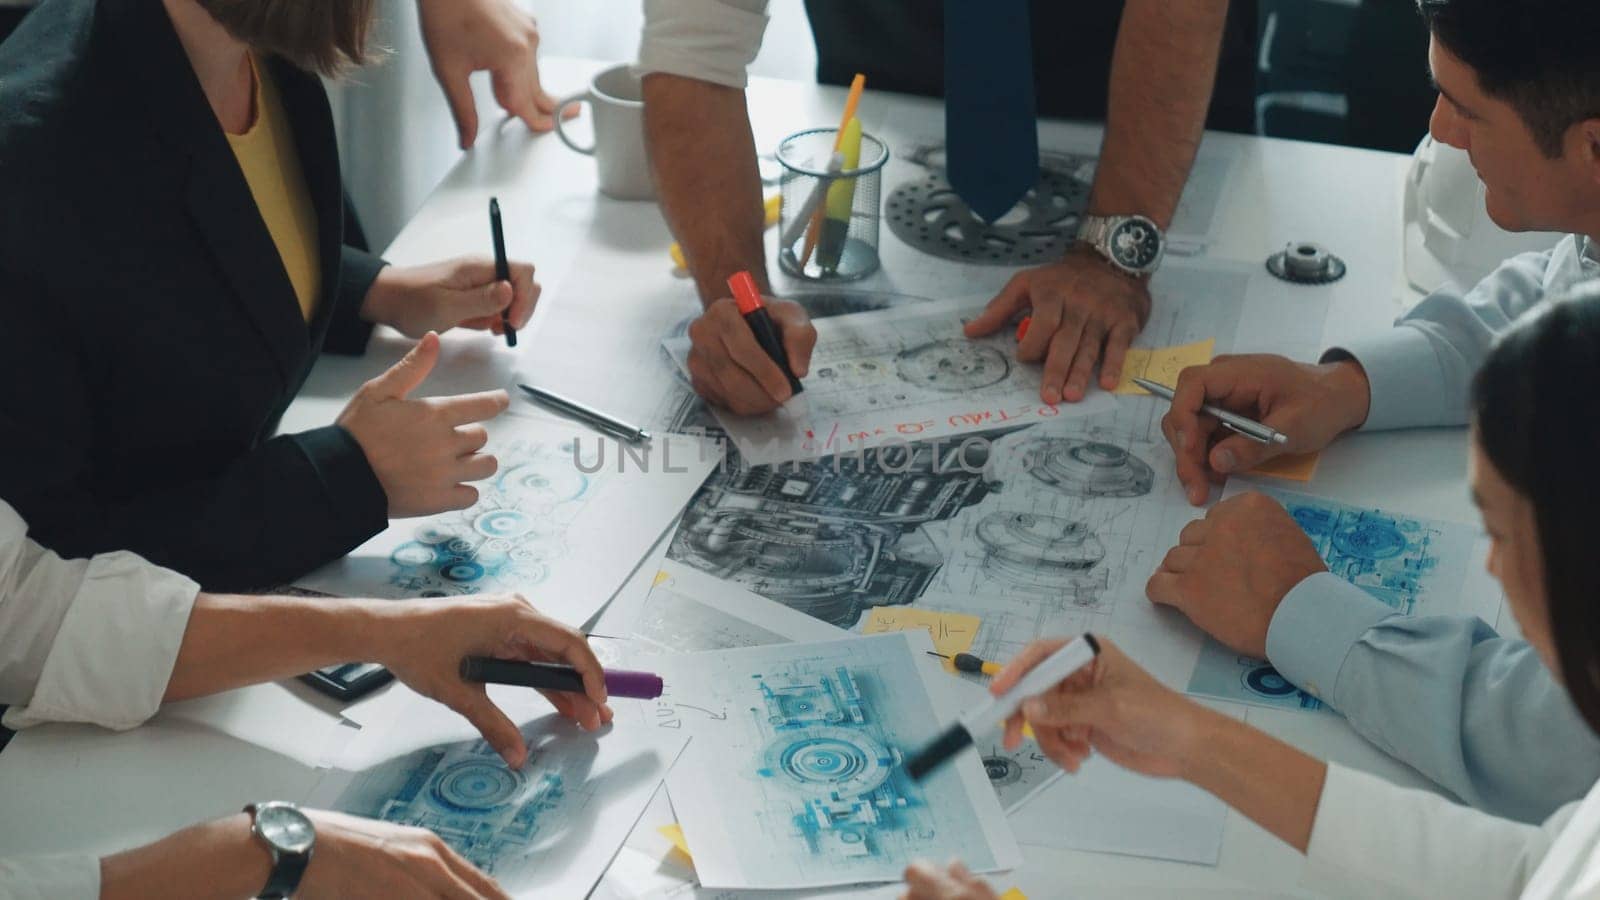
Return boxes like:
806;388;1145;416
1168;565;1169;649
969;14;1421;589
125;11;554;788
727;270;803;396
489;197;517;348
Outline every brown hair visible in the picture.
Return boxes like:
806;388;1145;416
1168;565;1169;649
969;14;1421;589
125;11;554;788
194;0;379;77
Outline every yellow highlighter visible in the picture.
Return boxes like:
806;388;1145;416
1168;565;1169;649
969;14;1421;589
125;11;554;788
671;195;779;270
814;116;863;272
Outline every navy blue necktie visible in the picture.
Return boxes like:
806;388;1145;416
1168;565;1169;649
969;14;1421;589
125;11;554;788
943;0;1039;223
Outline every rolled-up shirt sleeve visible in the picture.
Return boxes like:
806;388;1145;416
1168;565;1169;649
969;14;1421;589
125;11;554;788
0;855;99;900
0;501;198;731
637;0;770;89
1303;763;1574;899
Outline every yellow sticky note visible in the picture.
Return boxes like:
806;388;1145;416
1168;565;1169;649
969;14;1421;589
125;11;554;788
1250;450;1321;482
669;195;780;270
657;824;693;863
863;607;981;660
1000;889;1029;900
652;569;671;587
1114;339;1216;395
1021;722;1036;741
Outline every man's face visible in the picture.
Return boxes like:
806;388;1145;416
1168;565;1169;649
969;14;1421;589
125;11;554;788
1427;36;1588;233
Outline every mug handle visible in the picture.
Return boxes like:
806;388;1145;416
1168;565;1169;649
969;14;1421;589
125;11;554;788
554;93;595;155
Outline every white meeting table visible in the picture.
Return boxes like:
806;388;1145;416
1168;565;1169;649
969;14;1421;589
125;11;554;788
1;58;1496;899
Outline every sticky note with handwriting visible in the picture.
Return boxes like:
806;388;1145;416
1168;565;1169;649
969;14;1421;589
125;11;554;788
1114;339;1216;395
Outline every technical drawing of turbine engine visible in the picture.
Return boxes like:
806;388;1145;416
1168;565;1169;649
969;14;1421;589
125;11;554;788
751;666;923;861
1286;500;1437;615
668;439;994;627
893;339;1012;393
371;743;567;874
994;435;1156;498
971;511;1109;606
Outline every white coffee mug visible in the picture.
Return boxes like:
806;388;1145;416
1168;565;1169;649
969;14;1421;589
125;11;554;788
555;63;654;201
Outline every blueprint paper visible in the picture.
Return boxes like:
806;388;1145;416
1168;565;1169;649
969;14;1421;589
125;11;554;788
662;298;1119;465
295;409;718;627
658;261;1323;694
648;634;1021;889
310;709;687;899
621;560;848;652
1186;482;1500;711
919;654;1228;865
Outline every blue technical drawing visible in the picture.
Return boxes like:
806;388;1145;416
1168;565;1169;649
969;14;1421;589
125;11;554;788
386;439;591;597
746;666;929;863
1286;497;1438;614
339;739;571;874
1186;641;1326;712
1186;488;1471;712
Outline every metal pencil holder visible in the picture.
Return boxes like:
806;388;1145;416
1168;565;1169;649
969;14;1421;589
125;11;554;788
776;127;890;282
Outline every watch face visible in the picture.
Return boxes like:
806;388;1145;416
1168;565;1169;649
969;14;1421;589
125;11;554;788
1108;218;1162;271
258;804;315;855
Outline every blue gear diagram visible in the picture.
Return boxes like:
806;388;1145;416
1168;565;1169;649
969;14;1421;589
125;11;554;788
386;440;590;596
748;666;925;862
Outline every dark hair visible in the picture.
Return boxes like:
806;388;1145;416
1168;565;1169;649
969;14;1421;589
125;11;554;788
1417;0;1600;157
1472;279;1600;733
195;0;379;77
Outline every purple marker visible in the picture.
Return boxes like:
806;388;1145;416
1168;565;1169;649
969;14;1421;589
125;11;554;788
460;657;664;700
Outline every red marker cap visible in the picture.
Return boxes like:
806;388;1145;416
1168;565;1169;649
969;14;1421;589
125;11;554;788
728;271;765;316
1016;316;1032;342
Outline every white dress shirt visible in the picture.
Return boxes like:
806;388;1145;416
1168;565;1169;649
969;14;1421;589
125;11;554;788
1306;763;1600;899
0;499;199;900
636;0;769;89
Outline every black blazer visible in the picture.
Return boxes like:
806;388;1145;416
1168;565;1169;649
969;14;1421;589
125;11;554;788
0;0;390;590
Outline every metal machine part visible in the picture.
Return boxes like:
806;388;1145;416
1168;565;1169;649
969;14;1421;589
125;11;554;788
885;143;1093;265
1266;241;1347;284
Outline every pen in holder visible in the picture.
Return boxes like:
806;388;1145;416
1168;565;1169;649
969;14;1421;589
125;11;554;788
776;126;890;282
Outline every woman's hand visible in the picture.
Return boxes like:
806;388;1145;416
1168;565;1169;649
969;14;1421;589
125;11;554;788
901;860;998;900
995;636;1210;780
369;594;614;768
362;257;539;339
301;809;509;900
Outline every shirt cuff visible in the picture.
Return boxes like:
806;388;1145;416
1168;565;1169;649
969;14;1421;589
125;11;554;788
636;0;769;89
0;854;101;900
1321;324;1449;432
1265;572;1400;705
2;553;198;731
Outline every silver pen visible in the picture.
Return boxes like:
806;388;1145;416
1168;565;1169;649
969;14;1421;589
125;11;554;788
1132;377;1288;445
516;383;651;445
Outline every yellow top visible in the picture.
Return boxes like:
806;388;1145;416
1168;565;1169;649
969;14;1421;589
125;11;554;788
226;54;320;322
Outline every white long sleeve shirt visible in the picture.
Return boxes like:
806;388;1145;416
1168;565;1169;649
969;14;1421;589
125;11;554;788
0;499;199;900
1306;763;1600;899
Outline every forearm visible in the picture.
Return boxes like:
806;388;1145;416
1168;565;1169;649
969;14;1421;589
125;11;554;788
642;73;768;301
1087;0;1228;226
100;813;267;900
1181;706;1326;852
163;595;388;702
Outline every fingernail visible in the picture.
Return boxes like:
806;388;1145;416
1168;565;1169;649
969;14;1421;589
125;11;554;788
1022;698;1044;720
1175;430;1188;450
1215;449;1236;472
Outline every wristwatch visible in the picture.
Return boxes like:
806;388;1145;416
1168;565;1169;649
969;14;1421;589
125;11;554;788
1076;214;1166;277
245;801;316;899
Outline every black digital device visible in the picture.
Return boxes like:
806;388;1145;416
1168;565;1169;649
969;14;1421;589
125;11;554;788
298;662;394;702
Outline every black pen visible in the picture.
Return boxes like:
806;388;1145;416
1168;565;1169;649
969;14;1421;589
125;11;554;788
489;197;517;348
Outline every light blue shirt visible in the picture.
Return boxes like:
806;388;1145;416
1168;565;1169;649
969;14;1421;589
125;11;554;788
1266;234;1600;824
